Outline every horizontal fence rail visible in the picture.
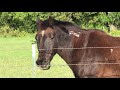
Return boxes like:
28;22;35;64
36;63;120;67
38;46;120;51
2;62;120;68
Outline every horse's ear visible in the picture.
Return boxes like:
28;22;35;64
36;18;42;30
48;16;54;26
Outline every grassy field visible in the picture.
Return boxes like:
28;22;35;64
1;30;120;78
0;35;74;78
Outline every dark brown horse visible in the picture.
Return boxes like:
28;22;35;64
35;17;120;78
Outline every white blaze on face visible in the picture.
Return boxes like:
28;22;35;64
41;30;45;37
110;49;113;53
69;31;80;37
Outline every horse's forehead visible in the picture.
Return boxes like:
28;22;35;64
45;27;54;34
40;27;54;37
46;27;54;32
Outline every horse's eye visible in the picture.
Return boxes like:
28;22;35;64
51;34;54;39
51;36;54;39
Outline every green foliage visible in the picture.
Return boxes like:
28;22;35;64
0;25;28;37
0;12;120;36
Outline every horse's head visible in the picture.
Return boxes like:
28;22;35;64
35;17;57;70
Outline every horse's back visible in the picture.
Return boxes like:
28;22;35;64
74;30;120;78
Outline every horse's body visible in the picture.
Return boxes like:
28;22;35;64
36;17;120;78
67;30;120;78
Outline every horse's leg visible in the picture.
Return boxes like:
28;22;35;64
79;75;97;78
74;73;80;78
85;76;97;78
73;73;92;78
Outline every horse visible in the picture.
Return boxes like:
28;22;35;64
35;16;120;78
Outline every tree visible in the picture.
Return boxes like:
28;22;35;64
0;12;120;34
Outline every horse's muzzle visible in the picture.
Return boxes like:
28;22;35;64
36;60;51;70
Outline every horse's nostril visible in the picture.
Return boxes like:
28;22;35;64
44;60;47;63
36;61;40;65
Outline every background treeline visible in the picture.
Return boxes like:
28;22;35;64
0;12;120;37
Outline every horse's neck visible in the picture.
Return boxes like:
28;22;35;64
56;31;88;65
57;39;73;64
56;33;80;64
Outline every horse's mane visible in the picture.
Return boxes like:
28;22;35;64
41;18;82;33
40;17;105;35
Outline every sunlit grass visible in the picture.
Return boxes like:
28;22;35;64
0;35;74;78
1;30;120;78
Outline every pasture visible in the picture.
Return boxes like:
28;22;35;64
0;35;74;78
0;30;120;78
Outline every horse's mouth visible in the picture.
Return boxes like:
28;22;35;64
37;64;51;70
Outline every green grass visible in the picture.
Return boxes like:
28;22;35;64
0;34;74;78
1;30;120;78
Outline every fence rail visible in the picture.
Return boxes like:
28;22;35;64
38;46;120;51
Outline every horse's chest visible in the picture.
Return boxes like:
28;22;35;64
77;64;98;77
